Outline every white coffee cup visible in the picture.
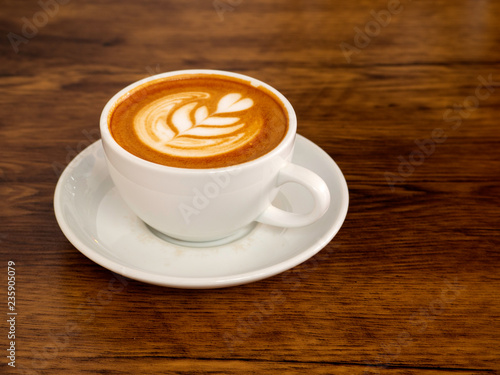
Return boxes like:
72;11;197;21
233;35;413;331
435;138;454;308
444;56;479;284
100;70;330;243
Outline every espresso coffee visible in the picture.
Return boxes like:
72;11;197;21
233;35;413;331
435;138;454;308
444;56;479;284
109;74;288;168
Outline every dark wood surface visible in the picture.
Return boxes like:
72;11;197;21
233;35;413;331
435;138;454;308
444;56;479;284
1;0;499;374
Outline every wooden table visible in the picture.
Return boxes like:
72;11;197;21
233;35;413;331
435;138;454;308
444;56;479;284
1;0;499;374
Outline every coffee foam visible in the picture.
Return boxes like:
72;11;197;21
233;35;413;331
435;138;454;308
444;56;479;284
109;75;288;168
133;91;260;157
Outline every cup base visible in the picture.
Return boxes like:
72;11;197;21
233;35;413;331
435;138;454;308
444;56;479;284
146;222;258;248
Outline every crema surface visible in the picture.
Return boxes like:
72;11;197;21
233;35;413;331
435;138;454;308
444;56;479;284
109;75;288;168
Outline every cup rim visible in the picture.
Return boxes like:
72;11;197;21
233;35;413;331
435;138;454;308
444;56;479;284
99;69;297;173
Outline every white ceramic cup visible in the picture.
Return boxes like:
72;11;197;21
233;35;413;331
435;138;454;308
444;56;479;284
100;70;330;243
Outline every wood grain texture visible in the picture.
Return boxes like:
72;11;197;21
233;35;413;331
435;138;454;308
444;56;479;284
1;0;499;374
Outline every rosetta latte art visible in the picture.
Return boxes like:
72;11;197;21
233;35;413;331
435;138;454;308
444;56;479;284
133;92;260;157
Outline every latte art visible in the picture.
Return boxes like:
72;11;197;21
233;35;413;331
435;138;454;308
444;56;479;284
109;74;288;168
134;92;259;157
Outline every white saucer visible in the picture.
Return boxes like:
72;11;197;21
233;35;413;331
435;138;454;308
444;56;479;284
54;135;349;289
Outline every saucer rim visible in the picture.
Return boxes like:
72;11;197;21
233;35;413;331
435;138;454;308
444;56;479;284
53;135;349;288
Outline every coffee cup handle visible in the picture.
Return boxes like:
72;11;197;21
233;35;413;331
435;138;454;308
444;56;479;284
256;163;330;227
